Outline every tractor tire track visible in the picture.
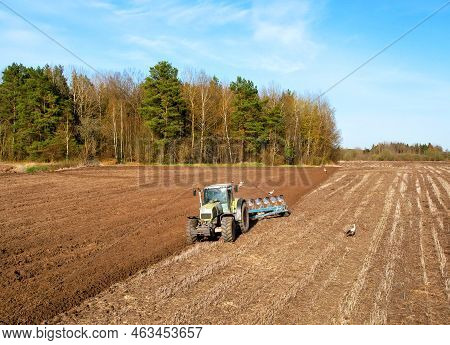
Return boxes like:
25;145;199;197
369;200;403;324
416;171;450;319
413;177;433;323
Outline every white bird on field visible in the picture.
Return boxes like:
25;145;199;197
268;190;274;195
323;167;328;174
345;224;356;237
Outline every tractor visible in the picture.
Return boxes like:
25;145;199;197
186;182;290;243
186;183;249;243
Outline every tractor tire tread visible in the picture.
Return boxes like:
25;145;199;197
222;216;235;242
239;202;250;233
186;218;198;244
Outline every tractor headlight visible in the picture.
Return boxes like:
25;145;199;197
201;213;211;220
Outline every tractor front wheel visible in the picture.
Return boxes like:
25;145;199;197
186;218;198;244
221;216;235;242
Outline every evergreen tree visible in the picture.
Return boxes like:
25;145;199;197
0;64;72;161
229;76;263;160
261;95;285;164
140;61;186;142
0;63;28;159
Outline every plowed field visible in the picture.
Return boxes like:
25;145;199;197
52;162;449;325
0;165;332;324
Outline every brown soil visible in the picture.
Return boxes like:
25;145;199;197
0;165;333;324
51;162;449;325
0;164;16;174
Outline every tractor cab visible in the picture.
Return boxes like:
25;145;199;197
203;184;234;213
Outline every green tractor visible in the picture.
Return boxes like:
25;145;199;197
186;183;249;243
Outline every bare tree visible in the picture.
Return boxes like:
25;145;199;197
182;68;198;158
220;83;233;163
197;71;212;163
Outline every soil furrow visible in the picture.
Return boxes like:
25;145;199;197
336;174;399;324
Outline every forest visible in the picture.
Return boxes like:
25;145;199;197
0;61;341;165
341;142;448;161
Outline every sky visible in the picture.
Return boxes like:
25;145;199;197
0;0;449;149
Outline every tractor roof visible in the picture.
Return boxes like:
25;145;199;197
204;183;233;189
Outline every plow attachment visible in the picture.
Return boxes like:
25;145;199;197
247;195;290;220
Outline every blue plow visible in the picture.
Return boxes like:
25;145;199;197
248;204;290;220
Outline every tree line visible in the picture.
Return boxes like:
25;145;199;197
341;142;448;161
0;61;340;165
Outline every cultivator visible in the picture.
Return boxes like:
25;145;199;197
186;183;290;243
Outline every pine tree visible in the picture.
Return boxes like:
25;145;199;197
140;61;186;142
0;64;72;161
229;76;263;161
0;63;28;159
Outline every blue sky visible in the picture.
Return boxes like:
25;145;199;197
0;0;449;149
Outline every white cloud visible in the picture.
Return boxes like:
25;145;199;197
126;35;171;50
111;0;249;26
250;0;314;45
87;1;116;10
253;22;307;46
166;2;249;26
245;1;319;72
125;34;206;54
117;0;319;74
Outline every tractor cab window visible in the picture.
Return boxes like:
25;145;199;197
204;188;228;205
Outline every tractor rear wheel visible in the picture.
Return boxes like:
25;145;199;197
239;202;250;233
186;218;198;244
221;216;235;242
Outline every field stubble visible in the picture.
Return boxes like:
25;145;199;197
53;161;449;325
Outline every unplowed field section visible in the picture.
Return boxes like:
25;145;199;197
53;162;449;325
0;166;332;324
